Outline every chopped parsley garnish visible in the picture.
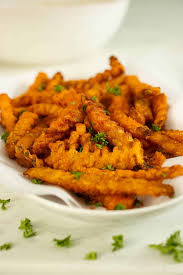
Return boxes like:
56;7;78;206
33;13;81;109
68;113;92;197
102;164;114;171
82;105;87;111
152;124;161;132
19;218;36;238
106;83;121;96
91;131;108;149
149;231;183;262
37;84;46;91
31;178;44;185
70;171;83;180
87;127;95;136
71;101;75;105
0;243;12;251
92;95;97;101
18;109;26;117
95;202;103;207
85;251;98;260
114;203;126;210
0;199;10;210
54;85;64;92
54;235;72;248
112;235;124;251
104;110;110;115
78;145;83;152
162;172;167;178
1;132;9;143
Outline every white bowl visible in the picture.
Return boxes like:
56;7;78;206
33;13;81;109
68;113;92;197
0;0;129;64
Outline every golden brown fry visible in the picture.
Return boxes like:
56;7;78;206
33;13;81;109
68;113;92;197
27;103;62;116
85;98;133;146
12;73;49;107
15;126;44;168
0;94;17;132
6;111;38;158
91;194;135;210
32;108;84;155
134;97;153;123
129;107;145;125
24;167;174;198
163;130;183;143
152;93;167;128
149;151;166;168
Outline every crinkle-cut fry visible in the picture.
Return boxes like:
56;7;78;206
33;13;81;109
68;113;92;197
0;94;17;132
103;84;131;115
27;103;62;116
149;151;166;168
163;130;183;143
129;107;145;125
46;138;144;170
91;194;135;210
85;98;133;147
134;97;153;123
12;73;49;107
110;110;151;139
6;111;38;158
152;93;167;128
15;126;44;168
24;167;174;198
45;72;63;91
147;132;183;156
125;75;161;98
52;88;83;108
32;109;84;155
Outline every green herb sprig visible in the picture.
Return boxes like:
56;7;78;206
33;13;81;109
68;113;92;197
54;235;72;248
0;199;10;210
149;231;183;262
0;243;12;251
19;218;36;238
91;131;108;149
70;171;83;180
112;235;124;251
106;83;121;96
102;164;114;171
152;124;161;132
85;251;98;260
1;132;9;143
114;203;126;210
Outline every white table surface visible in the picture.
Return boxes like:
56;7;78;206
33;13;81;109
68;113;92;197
0;1;183;274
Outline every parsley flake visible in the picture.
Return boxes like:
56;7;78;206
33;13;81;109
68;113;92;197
92;95;97;101
112;235;124;251
162;172;167;178
85;251;98;260
1;132;9;143
0;199;10;210
78;145;83;152
70;171;83;180
149;230;183;263
95;202;103;207
114;203;126;210
18;109;26;117
54;85;64;92
102;164;114;171
19;218;36;238
82;105;87;111
104;110;110;115
37;84;46;91
106;83;121;96
71;101;75;105
152;124;161;132
31;178;44;185
0;243;12;251
54;235;72;248
91;131;108;149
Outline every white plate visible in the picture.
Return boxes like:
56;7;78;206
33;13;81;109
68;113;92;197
1;55;183;221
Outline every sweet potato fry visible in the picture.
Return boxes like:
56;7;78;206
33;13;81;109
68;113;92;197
24;167;174;198
0;94;17;132
6;112;38;158
91;194;135;210
152;93;167;128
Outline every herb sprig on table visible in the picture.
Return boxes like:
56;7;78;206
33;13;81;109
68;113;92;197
0;198;10;210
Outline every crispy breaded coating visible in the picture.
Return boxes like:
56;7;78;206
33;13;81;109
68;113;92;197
24;167;174;198
149;151;166;168
152;93;167;128
91;194;135;210
32;108;84;155
163;130;183;143
6;111;38;158
0;94;17;132
27;103;62;116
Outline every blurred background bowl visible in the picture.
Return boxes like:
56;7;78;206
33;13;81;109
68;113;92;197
0;0;130;65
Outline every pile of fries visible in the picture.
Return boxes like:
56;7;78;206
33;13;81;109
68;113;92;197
1;56;183;210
